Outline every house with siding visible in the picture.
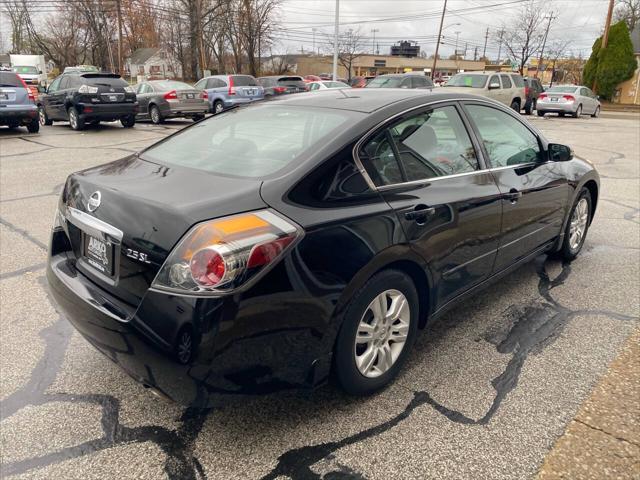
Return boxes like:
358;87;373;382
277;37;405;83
125;48;182;81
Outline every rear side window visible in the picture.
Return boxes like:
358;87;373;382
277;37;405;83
231;75;257;86
511;75;524;88
0;72;23;87
465;104;542;167
500;75;513;89
142;105;356;178
361;105;479;185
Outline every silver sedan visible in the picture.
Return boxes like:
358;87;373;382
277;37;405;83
537;85;601;118
134;80;209;124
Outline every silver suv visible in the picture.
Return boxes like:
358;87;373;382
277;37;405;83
442;72;526;112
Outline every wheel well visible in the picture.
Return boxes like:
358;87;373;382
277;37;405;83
583;180;598;223
513;97;522;106
375;259;430;329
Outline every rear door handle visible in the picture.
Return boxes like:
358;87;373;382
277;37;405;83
505;189;522;203
404;204;435;221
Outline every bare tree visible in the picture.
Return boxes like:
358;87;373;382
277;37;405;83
499;0;550;74
614;0;640;31
4;0;28;52
324;27;366;81
544;39;570;86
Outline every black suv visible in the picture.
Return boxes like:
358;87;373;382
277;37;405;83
38;73;138;130
523;77;544;115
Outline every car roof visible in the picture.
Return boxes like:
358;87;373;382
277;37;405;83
265;88;490;113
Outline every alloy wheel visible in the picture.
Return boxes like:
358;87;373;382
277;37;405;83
177;330;192;364
151;107;160;124
569;198;589;250
38;107;46;126
214;102;224;114
354;289;410;378
69;110;78;129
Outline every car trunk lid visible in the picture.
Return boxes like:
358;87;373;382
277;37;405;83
60;155;266;307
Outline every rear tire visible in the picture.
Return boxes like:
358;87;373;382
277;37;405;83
192;114;205;122
120;115;136;128
38;105;52;126
524;100;532;115
557;188;592;261
334;269;419;396
150;105;163;124
537;110;545;117
213;100;224;114
572;104;582;118
510;100;521;112
591;106;600;118
68;107;84;131
26;117;40;133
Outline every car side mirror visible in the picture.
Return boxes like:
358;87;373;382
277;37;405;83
488;82;500;90
549;143;573;162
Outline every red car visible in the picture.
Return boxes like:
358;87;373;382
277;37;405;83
350;76;375;88
304;75;322;83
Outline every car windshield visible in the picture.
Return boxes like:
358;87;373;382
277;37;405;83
366;77;403;88
445;74;488;88
151;80;193;91
546;86;579;94
0;71;23;87
13;66;38;75
141;105;356;178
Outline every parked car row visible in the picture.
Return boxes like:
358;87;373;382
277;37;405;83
2;66;601;133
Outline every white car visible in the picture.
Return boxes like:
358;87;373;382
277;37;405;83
308;80;350;91
536;85;601;118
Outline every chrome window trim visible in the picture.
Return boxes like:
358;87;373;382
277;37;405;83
352;97;540;192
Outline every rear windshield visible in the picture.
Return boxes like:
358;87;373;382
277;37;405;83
546;86;579;94
81;76;128;87
445;74;488;88
0;71;23;87
150;80;193;91
367;76;403;88
277;77;305;86
13;66;38;75
142;105;355;178
231;75;258;86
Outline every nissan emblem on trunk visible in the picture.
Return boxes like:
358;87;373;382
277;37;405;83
87;191;101;212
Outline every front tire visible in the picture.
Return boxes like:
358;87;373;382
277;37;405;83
150;105;163;124
334;269;419;396
537;110;546;117
68;107;84;131
38;106;52;126
591;106;600;118
192;113;205;122
558;188;592;261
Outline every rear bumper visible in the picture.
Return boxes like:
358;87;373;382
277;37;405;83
162;101;209;117
0;105;37;124
537;101;577;113
77;102;138;120
46;245;333;407
222;97;263;108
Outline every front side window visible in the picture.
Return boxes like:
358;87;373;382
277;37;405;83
360;105;480;185
47;77;61;92
142;104;356;178
465;104;542;167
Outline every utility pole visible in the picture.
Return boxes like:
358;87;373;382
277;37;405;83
312;28;317;56
496;28;504;65
116;0;123;77
482;27;489;59
371;28;379;55
332;0;339;81
536;12;556;79
463;42;468;58
431;0;447;80
454;31;461;57
593;0;615;92
474;45;478;61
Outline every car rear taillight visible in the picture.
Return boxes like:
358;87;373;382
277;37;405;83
524;86;530;96
151;210;303;295
228;76;236;96
562;95;575;102
273;86;287;94
164;90;178;100
539;93;547;100
17;75;36;102
201;90;208;99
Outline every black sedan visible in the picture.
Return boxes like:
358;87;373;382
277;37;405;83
47;90;599;406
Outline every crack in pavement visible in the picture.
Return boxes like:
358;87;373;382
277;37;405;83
0;262;47;280
0;216;47;250
573;418;640;448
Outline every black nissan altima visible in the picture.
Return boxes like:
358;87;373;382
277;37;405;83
47;89;599;406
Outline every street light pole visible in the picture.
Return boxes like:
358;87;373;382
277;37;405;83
371;28;379;54
431;0;447;79
332;0;339;81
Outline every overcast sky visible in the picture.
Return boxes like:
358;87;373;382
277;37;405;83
272;0;611;60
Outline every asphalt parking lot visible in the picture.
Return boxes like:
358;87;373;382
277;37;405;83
1;111;639;479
